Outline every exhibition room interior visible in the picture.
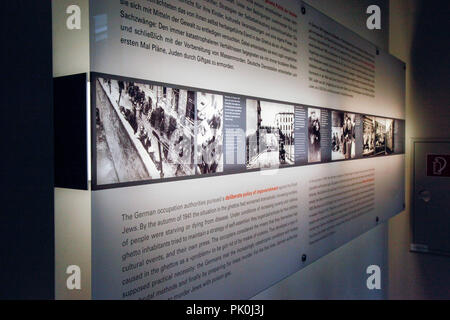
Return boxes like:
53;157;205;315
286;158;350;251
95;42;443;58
0;0;448;302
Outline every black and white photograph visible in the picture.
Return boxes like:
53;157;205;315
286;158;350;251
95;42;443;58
308;108;321;163
331;111;356;160
375;117;387;155
95;77;196;186
246;100;295;169
385;119;394;154
195;92;224;174
363;115;375;156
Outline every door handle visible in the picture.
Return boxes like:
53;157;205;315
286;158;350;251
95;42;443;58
418;190;431;203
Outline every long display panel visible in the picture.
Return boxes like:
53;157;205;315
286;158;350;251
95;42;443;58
92;73;404;189
89;0;405;300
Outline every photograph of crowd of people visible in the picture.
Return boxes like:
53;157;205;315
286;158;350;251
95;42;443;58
195;93;224;174
308;108;321;163
363;115;376;156
95;77;197;185
246;100;295;169
332;111;356;160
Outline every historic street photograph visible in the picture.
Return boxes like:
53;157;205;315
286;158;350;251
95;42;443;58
363;115;375;157
375;117;387;156
95;77;196;185
385;118;394;154
195;92;224;174
246;100;295;169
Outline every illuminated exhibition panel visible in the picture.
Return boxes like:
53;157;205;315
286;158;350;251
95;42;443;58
83;0;406;299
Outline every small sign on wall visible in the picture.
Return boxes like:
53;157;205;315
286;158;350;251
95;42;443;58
427;154;450;177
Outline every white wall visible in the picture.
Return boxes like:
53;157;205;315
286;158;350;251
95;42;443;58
53;0;92;300
55;188;91;300
52;0;89;77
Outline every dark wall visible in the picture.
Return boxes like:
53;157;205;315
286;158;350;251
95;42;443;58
410;0;450;137
388;0;450;300
54;74;88;190
0;1;54;299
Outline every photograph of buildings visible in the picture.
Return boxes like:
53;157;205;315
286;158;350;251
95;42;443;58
308;108;321;163
385;119;394;154
331;111;357;160
95;77;196;186
375;117;387;155
246;100;295;169
195;92;224;174
363;115;375;156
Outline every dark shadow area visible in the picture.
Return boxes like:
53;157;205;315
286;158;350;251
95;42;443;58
54;74;88;190
0;1;54;299
410;0;450;134
409;0;450;299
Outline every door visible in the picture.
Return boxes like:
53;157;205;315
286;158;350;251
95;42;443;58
412;141;450;255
